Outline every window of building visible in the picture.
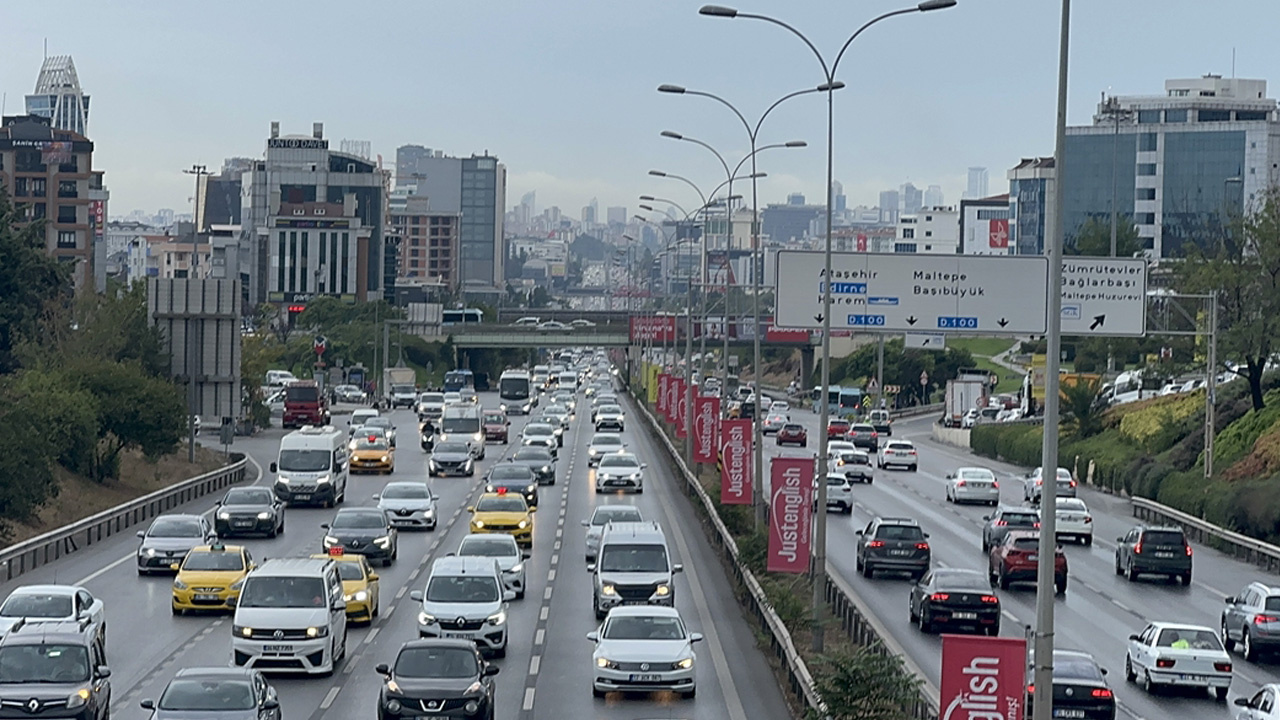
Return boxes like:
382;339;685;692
56;205;76;223
894;243;917;253
57;180;77;198
30;178;47;197
1137;188;1157;201
1139;133;1158;152
340;233;350;294
1136;212;1156;225
15;150;43;172
411;216;421;225
57;231;76;249
1237;110;1268;122
299;232;309;292
976;209;1011;220
1137;110;1162;124
1164;109;1187;123
0;153;4;171
277;232;286;292
924;230;933;237
924;245;933;251
901;228;915;239
1136;163;1157;176
1198;109;1231;122
59;156;79;173
13;178;27;197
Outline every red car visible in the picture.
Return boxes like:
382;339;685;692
827;419;850;439
776;423;808;447
483;411;509;443
988;530;1067;593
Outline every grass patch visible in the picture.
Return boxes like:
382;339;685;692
948;336;1018;359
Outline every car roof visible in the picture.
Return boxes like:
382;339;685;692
605;605;681;619
173;666;259;680
600;521;665;542
1;619;95;645
955;467;994;474
1137;525;1185;534
1145;621;1215;632
399;637;484;653
461;533;517;547
875;516;919;526
7;585;80;596
598;453;639;462
252;558;332;577
431;555;501;575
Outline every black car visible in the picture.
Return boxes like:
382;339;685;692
485;464;540;507
981;505;1040;553
855;516;930;580
1025;650;1115;720
508;447;556;485
1115;525;1192;584
215;487;285;538
322;508;398;566
0;619;111;720
377;639;498;720
909;569;1001;635
141;667;280;720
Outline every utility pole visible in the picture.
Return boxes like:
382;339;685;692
182;164;210;463
1205;291;1218;478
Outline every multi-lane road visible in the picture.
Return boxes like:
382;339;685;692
0;389;791;719
765;405;1278;719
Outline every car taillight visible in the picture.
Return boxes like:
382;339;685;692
868;540;885;548
994;520;1008;526
1134;541;1143;554
1026;684;1034;695
1155;658;1175;668
930;593;950;601
916;542;930;550
1214;662;1232;673
1185;544;1193;556
1070;480;1077;487
908;450;917;455
981;595;999;604
956;479;967;487
1083;515;1093;524
871;431;878;438
1254;614;1280;624
993;480;1000;488
1033;522;1041;529
1091;688;1113;699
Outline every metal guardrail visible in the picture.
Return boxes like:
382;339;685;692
0;454;250;583
630;394;824;716
1132;497;1280;573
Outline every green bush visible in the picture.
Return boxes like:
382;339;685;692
996;425;1045;466
1220;476;1280;544
1155;470;1209;517
1210;390;1280;469
969;424;1002;458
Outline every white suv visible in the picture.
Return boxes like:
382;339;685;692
591;522;681;619
231;558;348;675
410;556;513;657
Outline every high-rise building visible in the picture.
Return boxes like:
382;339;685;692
878;190;900;224
787;192;806;206
582;204;596;225
924;184;944;208
1007;157;1056;256
25;56;90;136
829;180;846;213
900;183;923;214
521;190;536;216
389;191;460;291
761;202;823;244
606;206;627;226
965;167;989;199
395;144;436;187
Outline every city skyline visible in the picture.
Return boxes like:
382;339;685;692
3;1;1277;221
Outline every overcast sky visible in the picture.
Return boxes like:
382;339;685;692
3;1;1276;220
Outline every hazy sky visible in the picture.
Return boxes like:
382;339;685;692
3;1;1277;220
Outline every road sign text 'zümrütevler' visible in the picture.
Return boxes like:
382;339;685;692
773;251;1049;335
1059;257;1147;337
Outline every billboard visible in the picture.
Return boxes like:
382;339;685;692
767;455;814;573
766;326;811;343
939;635;1026;720
630;316;678;343
692;395;720;463
657;373;670;419
720;418;752;504
674;377;688;438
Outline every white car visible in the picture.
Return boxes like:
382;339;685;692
828;450;873;484
761;413;788;435
581;505;643;561
1046;497;1093;545
595;405;625;432
587;433;626;466
375;481;438;530
458;533;527;600
877;440;918;471
588;606;701;699
0;585;106;647
595;453;646;493
417;392;445;418
945;467;999;505
1125;622;1232;700
818;473;854;513
443;391;462;406
1235;683;1280;718
826;441;857;461
348;408;380;437
768;400;790;415
1024;466;1076;503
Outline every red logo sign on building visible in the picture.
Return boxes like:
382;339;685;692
856;233;868;252
989;219;1010;249
767;456;814;573
720;418;752;504
630;316;678;343
673;377;688;438
692;396;719;463
940;635;1026;720
657;373;670;419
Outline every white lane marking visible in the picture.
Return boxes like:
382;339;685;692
342;652;361;674
363;627;380;645
395;586;407;599
385;605;394;616
1002;610;1019;623
540;606;549;621
550;553;559;565
529;655;541;675
534;628;545;645
547;569;556;582
544;586;553;601
522;687;535;711
320;686;340;709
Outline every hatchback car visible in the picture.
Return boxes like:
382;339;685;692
1025;650;1116;720
909;569;1000;635
137;514;214;575
170;544;254;615
485;464;539;508
522;422;561;450
945;467;999;505
826;419;850;439
845;423;879;451
877;440;918;471
776;424;808;447
829;450;873;484
214;487;284;538
988;530;1067;593
1223;582;1280;661
581;505;644;562
507;448;556;486
1125;622;1231;700
482;411;509;443
594;405;626;432
321;508;398;566
140;667;280;720
1023;466;1076;503
855;517;930;580
376;639;499;719
429;441;475;477
819;474;854;514
588;606;701;699
1114;525;1192;584
375;481;438;531
363;416;397;447
981;506;1041;553
587;433;626;466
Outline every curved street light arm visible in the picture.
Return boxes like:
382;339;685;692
832;7;921;76
737;12;831;80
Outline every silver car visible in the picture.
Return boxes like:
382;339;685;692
762;413;788;435
458;533;527;600
945;467;1000;505
580;505;643;561
587;433;626;466
1023;466;1076;503
375;481;438;530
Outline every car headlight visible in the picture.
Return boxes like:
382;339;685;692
473;520;485;529
306;625;329;638
596;657;619;669
589;448;598;456
510;563;524;573
553;428;563;436
527;484;537;494
236;625;253;637
217;511;231;520
629;473;642;480
655;584;671;597
424;508;435;517
517;520;528;529
486;484;496;492
380;455;389;463
65;689;90;709
601;584;617;596
354;590;368;601
374;536;391;548
143;547;157;557
675;657;694;669
173;578;188;590
385;696;402;710
418;612;437;625
487;610;506;626
541;466;551;473
316;475;331;484
276;476;291;484
465;681;484;696
257;511;272;520
323;535;339;546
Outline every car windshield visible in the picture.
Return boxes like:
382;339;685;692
0;644;89;683
331;512;387;530
839;453;867;464
277;449;331;472
476;497;527;513
874;525;923;541
1056;499;1087;512
366;417;392;429
783;424;803;432
395;646;479;679
1143;531;1186;545
224;488;273;505
284;386;318;402
1011;537;1043;550
852;425;874;433
1053;655;1105;681
460;537;518;557
513;449;551;462
425;576;499;603
525;424;554;436
484;414;505;424
183;552;245;572
435;442;470;455
149;518;204;538
599;405;621;414
491;466;534;480
599;456;639;470
423;394;444;404
159;678;255;711
592;508;642;526
1002;513;1040;525
441;417;479;433
593;436;623;447
959;470;993;480
0;594;71;619
354;437;389;450
239;577;327;608
602;615;686;640
599;544;668;573
886;443;913;451
334;562;365;581
382;484;431;500
1156;628;1222;650
933;571;990;590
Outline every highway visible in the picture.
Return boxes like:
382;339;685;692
0;389;791;720
764;405;1280;719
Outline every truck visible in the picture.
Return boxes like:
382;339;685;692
383;367;418;409
282;380;331;429
943;372;990;428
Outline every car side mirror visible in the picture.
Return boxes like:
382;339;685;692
673;564;684;573
924;533;931;538
1235;697;1252;707
169;563;180;571
855;530;863;535
1128;634;1140;641
332;601;346;612
225;596;237;608
136;531;146;539
140;699;155;710
369;573;379;582
95;665;110;679
586;564;596;573
269;462;278;473
641;463;648;469
1225;596;1236;604
375;663;390;675
946;473;954;479
410;590;424;602
1099;667;1108;676
522;549;532;559
372;494;381;500
690;632;704;643
503;590;516;602
982;516;991;521
586;631;599;642
466;506;474;512
1116;537;1125;543
214;501;222;507
581;520;590;527
321;523;330;529
483;664;500;676
262;698;280;710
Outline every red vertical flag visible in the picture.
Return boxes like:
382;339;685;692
940;635;1026;720
667;376;681;426
767;455;814;574
657;373;670;419
673;378;688;438
720;418;752;504
692;396;720;463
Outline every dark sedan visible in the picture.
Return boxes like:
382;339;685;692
322;508;398;566
776;423;808;447
486;463;540;507
508;447;556;485
845;423;879;451
215;487;285;538
141;667;281;720
1025;650;1116;720
377;639;498;720
909;569;1001;635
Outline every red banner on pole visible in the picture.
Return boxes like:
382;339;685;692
692;395;719;463
630;316;678;343
720;418;752;504
767;455;814;573
667;375;681;426
674;377;688;438
940;635;1026;720
657;373;670;419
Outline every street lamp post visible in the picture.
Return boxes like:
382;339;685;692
700;0;957;654
182;163;211;463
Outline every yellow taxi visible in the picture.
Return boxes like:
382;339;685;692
311;549;380;623
171;543;254;615
467;489;536;548
350;433;394;474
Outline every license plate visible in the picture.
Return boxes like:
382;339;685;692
889;549;910;556
234;521;253;527
1179;674;1205;682
1154;551;1174;558
262;644;293;652
951;611;977;620
295;494;311;502
194;594;221;601
629;674;663;682
1053;710;1086;719
442;632;471;639
1027;554;1038;562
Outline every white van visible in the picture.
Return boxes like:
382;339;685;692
270;426;349;507
590;521;682;619
231;557;348;675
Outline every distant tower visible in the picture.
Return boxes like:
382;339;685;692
924;184;944;208
25;55;91;135
965;167;989;199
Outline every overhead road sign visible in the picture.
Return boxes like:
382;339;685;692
904;332;946;350
1060;257;1147;337
774;251;1048;335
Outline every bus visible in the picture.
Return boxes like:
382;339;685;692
499;370;535;415
812;385;843;414
838;387;865;419
442;308;484;326
443;369;475;393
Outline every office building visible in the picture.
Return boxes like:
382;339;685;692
606;206;627;226
965;167;989;199
900;183;923;214
1007;157;1056;256
396;144;435;187
25;56;90;136
761;201;823;244
786;192;806;206
878;189;900;224
924;184;944;208
959;194;1013;255
582;203;597;225
830;180;846;213
389;191;460;291
894;206;959;254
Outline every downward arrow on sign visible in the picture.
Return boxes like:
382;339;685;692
906;316;918;326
